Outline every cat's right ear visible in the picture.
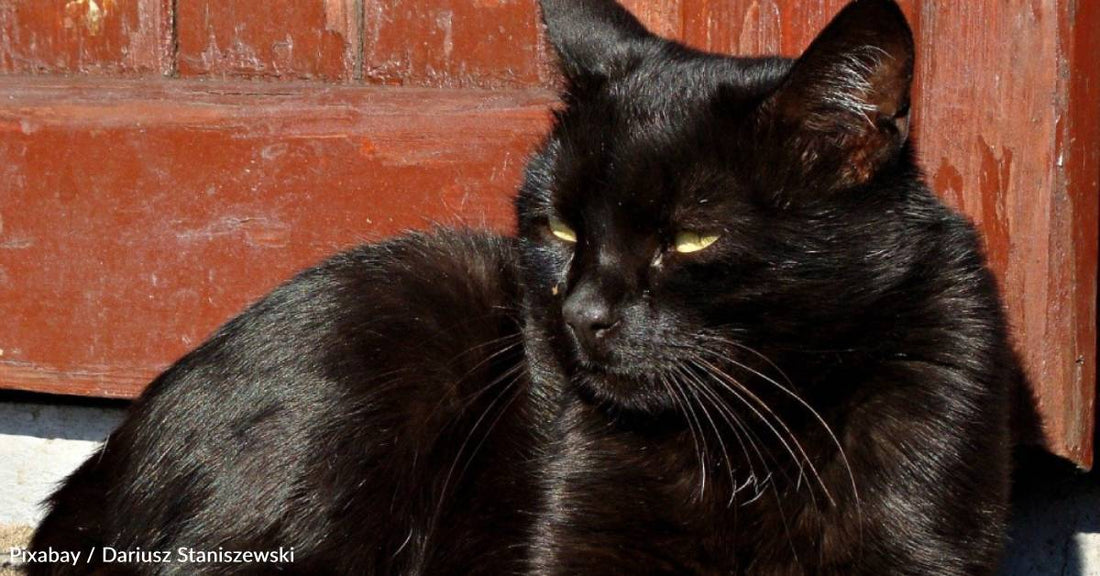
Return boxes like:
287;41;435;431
758;0;915;193
538;0;653;87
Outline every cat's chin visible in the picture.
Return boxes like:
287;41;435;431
572;364;677;414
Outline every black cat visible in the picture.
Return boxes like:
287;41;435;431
30;1;1019;574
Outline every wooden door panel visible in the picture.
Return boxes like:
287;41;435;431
0;78;553;398
176;0;359;81
0;0;172;75
361;0;550;88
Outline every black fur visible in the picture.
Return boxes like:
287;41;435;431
31;1;1018;574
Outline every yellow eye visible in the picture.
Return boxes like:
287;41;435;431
673;231;720;254
548;216;577;243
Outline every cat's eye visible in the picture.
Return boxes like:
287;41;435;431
548;216;577;243
673;231;720;254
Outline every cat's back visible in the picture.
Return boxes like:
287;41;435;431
31;229;538;576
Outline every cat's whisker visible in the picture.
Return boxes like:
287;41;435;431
682;358;802;508
695;356;828;509
657;372;708;499
673;362;763;506
741;471;773;506
694;343;860;516
673;363;737;503
455;372;526;486
426;338;523;422
661;372;710;500
767;475;806;573
451;333;525;377
722;353;859;508
696;333;796;389
692;355;833;507
696;333;849;480
677;357;777;467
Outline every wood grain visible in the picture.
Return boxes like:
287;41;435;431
0;0;172;75
1056;0;1099;468
176;0;360;80
358;0;685;89
0;77;554;398
362;0;549;88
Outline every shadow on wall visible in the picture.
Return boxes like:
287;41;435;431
1000;448;1100;576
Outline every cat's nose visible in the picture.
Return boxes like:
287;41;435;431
563;288;620;353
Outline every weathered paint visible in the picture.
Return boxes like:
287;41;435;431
0;77;554;398
361;0;549;88
1055;0;1099;469
176;0;360;80
0;0;172;75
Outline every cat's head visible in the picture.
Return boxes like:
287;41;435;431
517;0;919;412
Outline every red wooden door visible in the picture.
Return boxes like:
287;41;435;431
1;0;1096;468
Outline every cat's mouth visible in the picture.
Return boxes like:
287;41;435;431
575;354;651;381
571;358;680;412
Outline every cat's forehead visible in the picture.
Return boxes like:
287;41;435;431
549;55;790;218
555;54;793;163
611;53;792;114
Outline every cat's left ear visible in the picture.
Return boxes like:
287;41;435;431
538;0;654;88
762;0;915;189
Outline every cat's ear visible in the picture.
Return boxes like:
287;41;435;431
762;0;915;189
538;0;653;86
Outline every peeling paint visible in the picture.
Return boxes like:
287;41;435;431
199;29;266;74
260;143;289;161
0;238;33;250
437;11;455;61
323;0;352;36
977;135;1013;276
272;34;294;75
63;0;116;36
175;217;290;249
933;157;966;209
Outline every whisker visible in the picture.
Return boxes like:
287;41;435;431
682;359;793;505
697;345;859;514
661;372;709;499
422;360;525;562
730;354;859;507
690;336;864;543
674;362;762;505
426;338;523;422
693;356;832;506
673;363;737;503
